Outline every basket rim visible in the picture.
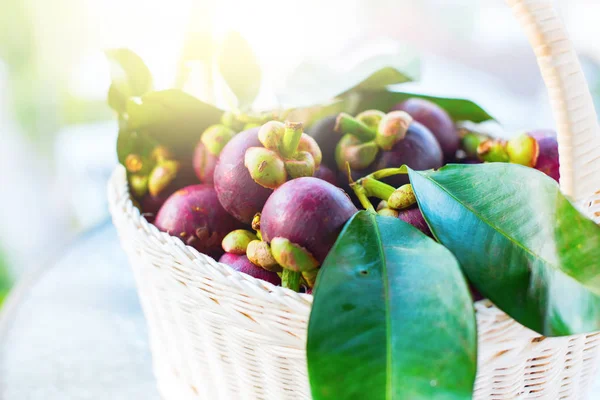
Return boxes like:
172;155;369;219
109;166;514;312
108;165;314;308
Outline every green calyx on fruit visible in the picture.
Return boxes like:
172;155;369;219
251;213;261;232
335;112;377;142
302;269;319;288
125;154;144;173
244;147;287;189
506;133;539;167
376;201;400;218
460;131;487;158
246;121;319;189
334;110;414;170
335;135;379;171
270;237;320;273
356;110;386;130
297;135;322;167
377;207;400;218
350;166;411;212
285;151;316;179
130;174;149;197
222;229;258;255
201;124;237;156
246;240;281;272
387;184;416;210
148;160;180;196
258;121;285;150
151;146;173;163
477;140;510;163
376;111;413;151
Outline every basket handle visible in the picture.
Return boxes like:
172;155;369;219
507;0;600;202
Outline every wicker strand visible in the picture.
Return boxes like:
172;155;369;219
109;166;600;399
506;0;600;203
107;2;600;398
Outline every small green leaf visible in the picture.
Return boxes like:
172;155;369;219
278;46;420;108
409;163;600;336
105;48;153;114
307;211;476;400
126;89;223;159
356;91;495;123
217;31;262;109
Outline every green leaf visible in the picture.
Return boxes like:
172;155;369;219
0;249;11;307
355;90;495;123
278;46;420;108
105;48;153;114
126;89;223;159
217;31;262;109
307;211;476;400
409;163;600;336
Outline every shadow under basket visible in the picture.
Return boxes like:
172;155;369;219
108;0;600;398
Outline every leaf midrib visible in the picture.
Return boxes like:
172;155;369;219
418;171;560;280
370;213;393;399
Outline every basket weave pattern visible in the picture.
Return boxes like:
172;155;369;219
109;170;600;400
109;0;600;398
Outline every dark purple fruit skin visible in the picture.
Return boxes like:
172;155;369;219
469;283;484;302
314;165;337;185
308;115;338;169
371;121;444;188
462;159;482;164
219;253;281;285
529;130;559;182
397;206;432;237
155;184;245;259
261;177;358;263
193;141;217;184
214;128;273;224
393;98;459;161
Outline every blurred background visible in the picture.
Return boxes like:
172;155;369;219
1;0;600;301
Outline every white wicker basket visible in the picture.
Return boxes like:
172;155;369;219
108;0;600;398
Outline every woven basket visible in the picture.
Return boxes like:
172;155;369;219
108;0;600;398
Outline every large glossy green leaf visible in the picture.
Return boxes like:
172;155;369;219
126;89;223;159
105;48;153;114
307;211;476;400
277;46;420;108
409;163;600;336
217;31;262;109
356;90;495;123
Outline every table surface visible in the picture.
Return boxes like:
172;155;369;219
2;219;600;400
0;220;159;400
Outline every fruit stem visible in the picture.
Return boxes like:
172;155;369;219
368;166;409;180
350;183;376;213
280;122;304;158
335;113;377;142
282;269;301;292
360;177;396;201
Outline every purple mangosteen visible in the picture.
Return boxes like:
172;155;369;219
193;124;236;183
260;177;358;264
307;115;338;169
219;253;281;285
392;98;459;161
214;121;323;224
334;110;444;188
154;184;245;259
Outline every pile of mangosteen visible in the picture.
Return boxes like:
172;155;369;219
124;97;559;293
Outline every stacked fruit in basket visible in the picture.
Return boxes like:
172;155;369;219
107;39;600;399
